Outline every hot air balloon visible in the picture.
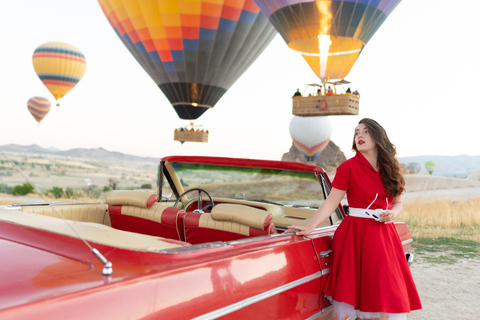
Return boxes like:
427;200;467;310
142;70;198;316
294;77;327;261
253;0;402;82
97;0;277;120
32;42;86;106
290;115;332;161
424;160;436;175
27;97;51;125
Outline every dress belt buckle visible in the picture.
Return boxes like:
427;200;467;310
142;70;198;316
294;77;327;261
372;209;384;221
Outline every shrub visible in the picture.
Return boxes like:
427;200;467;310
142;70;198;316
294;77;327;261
103;186;111;192
141;183;152;189
65;187;75;198
12;183;34;196
0;183;12;194
49;186;64;199
85;188;102;199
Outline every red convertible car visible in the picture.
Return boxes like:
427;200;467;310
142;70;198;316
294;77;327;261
0;156;413;319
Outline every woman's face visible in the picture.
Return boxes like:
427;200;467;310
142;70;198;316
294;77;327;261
354;123;376;153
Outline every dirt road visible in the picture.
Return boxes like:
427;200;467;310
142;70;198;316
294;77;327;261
408;254;480;319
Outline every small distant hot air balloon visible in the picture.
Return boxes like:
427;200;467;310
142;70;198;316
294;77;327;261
32;42;86;106
424;160;436;175
27;97;51;125
290;116;332;161
97;0;277;120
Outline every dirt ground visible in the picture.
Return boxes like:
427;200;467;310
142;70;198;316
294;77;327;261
408;253;480;319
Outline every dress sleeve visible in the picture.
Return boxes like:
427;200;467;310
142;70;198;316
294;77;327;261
331;161;350;191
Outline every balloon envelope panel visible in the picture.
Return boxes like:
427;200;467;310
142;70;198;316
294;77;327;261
253;0;402;80
98;0;277;119
32;42;86;101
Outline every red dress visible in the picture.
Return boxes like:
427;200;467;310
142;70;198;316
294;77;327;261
323;152;422;319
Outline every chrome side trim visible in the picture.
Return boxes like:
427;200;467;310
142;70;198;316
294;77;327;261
321;268;330;276
192;271;323;320
305;305;333;320
402;238;413;246
0;205;21;211
305;310;322;320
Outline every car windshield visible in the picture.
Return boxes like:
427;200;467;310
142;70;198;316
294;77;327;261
170;162;326;208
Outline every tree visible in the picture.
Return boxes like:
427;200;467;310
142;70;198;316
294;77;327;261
108;178;119;190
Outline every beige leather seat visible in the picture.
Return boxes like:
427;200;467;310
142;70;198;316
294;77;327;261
106;190;186;241
183;203;276;244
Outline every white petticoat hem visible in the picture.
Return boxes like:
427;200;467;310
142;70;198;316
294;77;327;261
325;295;407;320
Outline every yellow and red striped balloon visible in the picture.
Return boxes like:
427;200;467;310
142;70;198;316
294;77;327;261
27;97;51;125
32;42;86;105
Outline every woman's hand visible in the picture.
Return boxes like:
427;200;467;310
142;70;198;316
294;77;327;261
380;210;396;224
381;195;403;224
286;225;314;236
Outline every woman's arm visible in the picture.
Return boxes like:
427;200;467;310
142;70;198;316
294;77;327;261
380;194;403;224
287;187;346;235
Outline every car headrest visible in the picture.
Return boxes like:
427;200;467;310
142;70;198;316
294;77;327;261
106;190;158;208
211;204;272;230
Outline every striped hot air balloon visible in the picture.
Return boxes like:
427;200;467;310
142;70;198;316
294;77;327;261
254;0;402;81
97;0;276;120
289;115;332;161
32;42;86;105
27;97;51;125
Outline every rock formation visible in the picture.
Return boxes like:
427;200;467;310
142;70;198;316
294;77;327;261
281;140;347;174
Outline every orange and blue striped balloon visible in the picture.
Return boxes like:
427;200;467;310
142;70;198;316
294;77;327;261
27;97;51;125
32;42;86;104
98;0;276;120
254;0;402;81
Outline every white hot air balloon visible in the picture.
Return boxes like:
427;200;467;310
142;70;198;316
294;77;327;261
289;116;333;161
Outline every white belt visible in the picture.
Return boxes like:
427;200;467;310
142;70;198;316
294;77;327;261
348;207;385;221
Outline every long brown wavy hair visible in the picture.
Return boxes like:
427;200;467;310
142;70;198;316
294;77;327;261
352;118;405;197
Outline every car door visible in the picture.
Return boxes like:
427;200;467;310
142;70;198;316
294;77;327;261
308;226;336;311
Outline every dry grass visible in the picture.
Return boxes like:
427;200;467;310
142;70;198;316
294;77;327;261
399;197;480;241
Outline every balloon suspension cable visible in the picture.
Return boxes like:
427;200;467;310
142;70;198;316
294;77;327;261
0;148;113;275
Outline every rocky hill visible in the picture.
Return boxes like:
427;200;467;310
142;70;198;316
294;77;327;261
281;140;346;174
0;144;159;165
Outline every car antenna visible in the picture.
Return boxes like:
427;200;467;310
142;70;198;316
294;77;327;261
0;149;113;276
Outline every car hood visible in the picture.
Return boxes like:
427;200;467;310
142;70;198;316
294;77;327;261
0;239;92;310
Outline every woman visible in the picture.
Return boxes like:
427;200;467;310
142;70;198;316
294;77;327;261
288;118;421;320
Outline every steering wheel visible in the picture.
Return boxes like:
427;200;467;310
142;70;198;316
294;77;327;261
173;188;214;213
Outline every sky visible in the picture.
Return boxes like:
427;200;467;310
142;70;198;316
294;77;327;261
1;0;479;161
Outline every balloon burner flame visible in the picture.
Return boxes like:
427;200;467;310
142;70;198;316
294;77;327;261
318;35;332;80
